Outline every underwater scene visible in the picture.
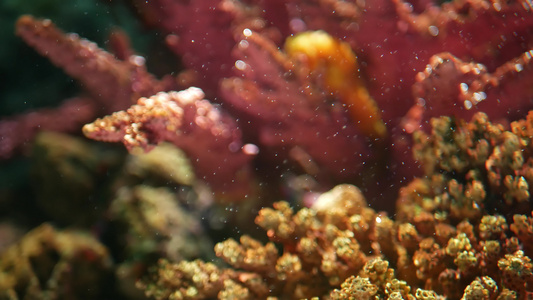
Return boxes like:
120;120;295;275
1;0;533;299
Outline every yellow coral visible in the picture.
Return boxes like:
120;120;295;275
285;30;386;138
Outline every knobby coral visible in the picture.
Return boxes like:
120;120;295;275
138;183;533;299
135;112;533;299
400;111;533;223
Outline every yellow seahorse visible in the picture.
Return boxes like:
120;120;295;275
285;30;386;138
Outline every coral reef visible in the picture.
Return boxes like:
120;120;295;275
109;184;216;299
219;29;377;186
288;0;533;124
1;14;176;160
2;0;533;299
1;132;220;299
407;50;533;133
134;113;533;299
6;0;533;202
0;97;96;159
15;15;174;114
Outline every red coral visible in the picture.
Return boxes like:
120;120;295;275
127;0;266;94
410;51;533;131
2;15;177;160
10;0;533;203
16;15;174;113
83;87;256;199
220;31;374;183
283;0;533;187
0;97;96;159
287;0;533;124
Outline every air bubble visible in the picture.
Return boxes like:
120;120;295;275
235;60;247;70
460;83;469;93
472;92;486;103
243;143;259;155
428;26;439;37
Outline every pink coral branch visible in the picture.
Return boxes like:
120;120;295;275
409;50;533;131
3;16;178;161
286;0;533;126
83;87;256;199
220;31;373;182
128;0;285;94
129;0;246;93
0;97;96;159
15;15;175;114
11;0;533;202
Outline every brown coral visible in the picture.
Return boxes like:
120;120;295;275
401;112;533;223
138;175;533;299
498;250;533;295
0;224;113;300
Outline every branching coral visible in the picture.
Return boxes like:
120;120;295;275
126;0;265;93
83;87;257;198
8;0;533;203
138;181;533;299
15;15;173;114
400;111;533;222
1;15;177;160
138;185;379;299
0;97;96;159
4;0;533;299
510;212;533;258
135;111;533;299
408;51;533;132
220;29;379;187
287;0;533;125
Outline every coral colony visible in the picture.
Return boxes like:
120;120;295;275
1;0;533;299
